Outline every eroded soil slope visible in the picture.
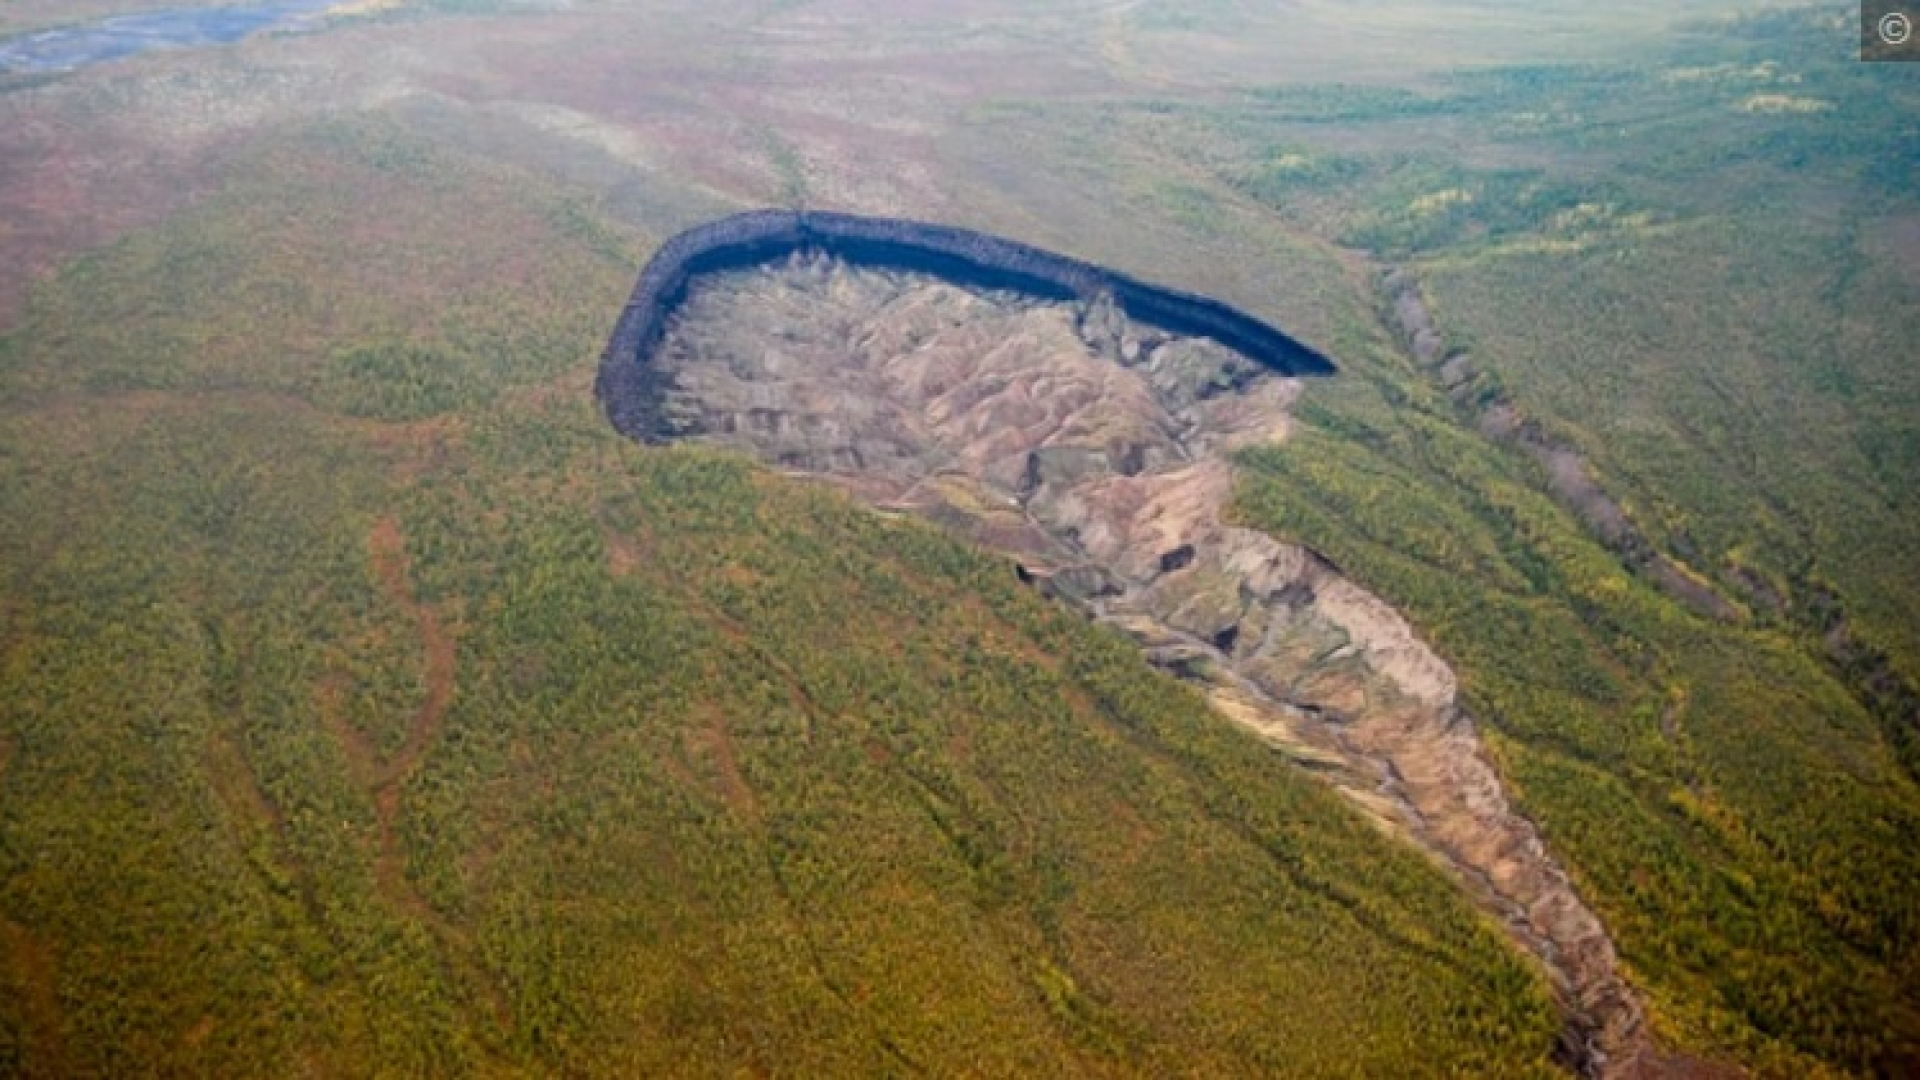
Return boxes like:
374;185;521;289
645;254;1663;1076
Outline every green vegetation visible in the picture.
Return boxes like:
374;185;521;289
1236;369;1920;1075
1339;161;1612;258
0;119;1563;1076
1210;8;1920;1075
313;343;486;420
986;5;1920;1073
3;2;1917;1076
1243;84;1454;124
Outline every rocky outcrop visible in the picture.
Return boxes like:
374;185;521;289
612;254;1668;1077
597;210;1336;442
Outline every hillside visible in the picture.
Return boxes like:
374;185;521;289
0;1;1916;1077
0;120;1566;1076
629;252;1661;1072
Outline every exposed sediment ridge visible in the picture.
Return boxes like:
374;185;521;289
599;238;1658;1078
596;210;1336;442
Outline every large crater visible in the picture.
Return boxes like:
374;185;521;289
595;210;1335;445
598;220;1663;1079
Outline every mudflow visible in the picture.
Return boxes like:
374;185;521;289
645;252;1663;1078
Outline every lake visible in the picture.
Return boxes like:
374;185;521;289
0;1;339;74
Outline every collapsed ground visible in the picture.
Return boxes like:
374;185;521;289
641;255;1667;1076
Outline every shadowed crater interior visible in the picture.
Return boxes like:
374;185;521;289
595;210;1335;443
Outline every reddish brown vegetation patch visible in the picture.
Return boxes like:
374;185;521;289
692;707;759;822
0;120;199;328
367;517;455;777
1;916;69;1071
356;517;456;915
603;530;640;579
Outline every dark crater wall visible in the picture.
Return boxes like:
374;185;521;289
597;209;1337;442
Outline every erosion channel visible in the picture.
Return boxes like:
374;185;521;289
598;213;1654;1078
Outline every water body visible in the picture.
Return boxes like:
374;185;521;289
0;1;337;74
